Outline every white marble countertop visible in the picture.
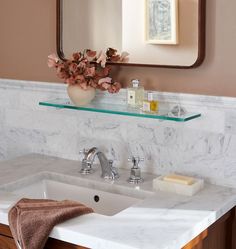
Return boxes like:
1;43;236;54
0;154;236;249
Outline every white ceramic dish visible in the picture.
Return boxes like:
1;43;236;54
153;176;204;196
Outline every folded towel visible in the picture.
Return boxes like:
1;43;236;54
8;198;94;249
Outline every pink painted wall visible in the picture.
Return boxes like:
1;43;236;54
0;0;236;97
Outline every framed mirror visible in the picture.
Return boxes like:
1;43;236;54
57;0;206;68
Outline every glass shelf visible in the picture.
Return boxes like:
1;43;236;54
39;98;201;122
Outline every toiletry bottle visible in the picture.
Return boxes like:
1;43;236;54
127;79;144;108
142;92;159;113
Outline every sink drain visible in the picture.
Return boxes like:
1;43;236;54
94;195;100;202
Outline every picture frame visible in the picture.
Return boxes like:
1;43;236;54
145;0;179;45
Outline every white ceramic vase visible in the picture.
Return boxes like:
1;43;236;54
67;84;96;106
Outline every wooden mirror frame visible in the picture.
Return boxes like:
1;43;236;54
56;0;206;69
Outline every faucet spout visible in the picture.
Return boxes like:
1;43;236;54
96;152;114;179
80;147;119;179
85;147;99;164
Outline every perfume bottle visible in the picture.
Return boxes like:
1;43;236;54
127;79;144;108
142;92;159;113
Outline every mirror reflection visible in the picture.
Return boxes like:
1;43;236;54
59;0;205;68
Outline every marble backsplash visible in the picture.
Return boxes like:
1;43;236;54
1;79;236;188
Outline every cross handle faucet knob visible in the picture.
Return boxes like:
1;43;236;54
127;156;144;184
128;156;144;169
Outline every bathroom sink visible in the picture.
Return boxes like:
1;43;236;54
12;180;142;216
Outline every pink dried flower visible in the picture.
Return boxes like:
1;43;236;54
98;77;112;85
106;48;117;58
89;79;98;88
56;64;69;79
84;67;95;78
73;52;81;61
75;75;86;84
48;48;129;94
102;66;111;76
57;71;69;80
96;66;111;78
56;64;64;73
97;51;107;68
86;49;97;61
108;82;122;93
101;82;111;90
110;55;121;62
78;60;87;70
69;62;78;73
47;54;59;68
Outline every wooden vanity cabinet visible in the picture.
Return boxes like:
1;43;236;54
45;239;88;249
0;207;235;249
182;207;236;249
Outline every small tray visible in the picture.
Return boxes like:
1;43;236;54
153;176;204;196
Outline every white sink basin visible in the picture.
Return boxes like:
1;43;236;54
12;180;142;216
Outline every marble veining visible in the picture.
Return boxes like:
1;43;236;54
0;154;236;249
0;79;236;188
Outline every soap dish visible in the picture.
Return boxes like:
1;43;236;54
153;176;204;196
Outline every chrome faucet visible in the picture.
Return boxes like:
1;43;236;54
79;147;119;180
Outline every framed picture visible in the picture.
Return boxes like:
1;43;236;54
145;0;179;45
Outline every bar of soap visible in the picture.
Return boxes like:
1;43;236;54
163;174;194;185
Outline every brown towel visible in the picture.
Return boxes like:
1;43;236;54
8;198;94;249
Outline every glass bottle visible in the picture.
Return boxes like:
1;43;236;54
127;79;144;108
142;92;159;113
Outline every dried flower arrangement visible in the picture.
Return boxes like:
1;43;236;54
48;48;129;94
